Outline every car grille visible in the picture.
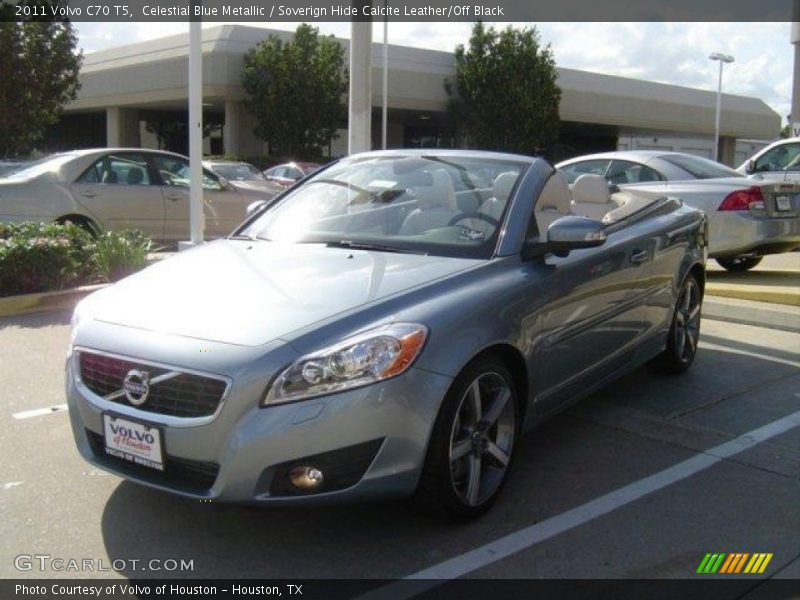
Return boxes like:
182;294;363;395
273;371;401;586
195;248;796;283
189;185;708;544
78;350;228;419
86;430;219;493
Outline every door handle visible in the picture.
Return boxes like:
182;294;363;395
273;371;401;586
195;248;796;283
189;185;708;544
80;191;97;199
166;193;183;201
630;250;650;264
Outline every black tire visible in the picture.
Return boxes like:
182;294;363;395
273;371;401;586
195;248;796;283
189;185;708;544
56;216;99;237
412;357;520;520
715;255;763;272
649;273;702;375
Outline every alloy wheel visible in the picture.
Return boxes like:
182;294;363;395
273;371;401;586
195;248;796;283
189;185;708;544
448;372;516;507
674;278;701;364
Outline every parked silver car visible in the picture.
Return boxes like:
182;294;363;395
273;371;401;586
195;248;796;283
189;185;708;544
0;149;278;240
67;150;706;518
558;151;800;271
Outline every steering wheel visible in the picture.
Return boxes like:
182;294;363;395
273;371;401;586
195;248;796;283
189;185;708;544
447;212;500;228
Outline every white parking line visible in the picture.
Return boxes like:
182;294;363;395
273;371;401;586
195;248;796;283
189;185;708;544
12;404;68;420
3;481;23;491
358;409;800;600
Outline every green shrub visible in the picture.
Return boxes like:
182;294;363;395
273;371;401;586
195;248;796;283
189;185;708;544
92;230;152;282
0;222;95;296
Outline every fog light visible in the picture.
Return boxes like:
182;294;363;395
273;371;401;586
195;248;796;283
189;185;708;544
288;466;324;491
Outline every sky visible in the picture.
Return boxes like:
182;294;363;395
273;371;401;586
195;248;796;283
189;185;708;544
75;21;796;125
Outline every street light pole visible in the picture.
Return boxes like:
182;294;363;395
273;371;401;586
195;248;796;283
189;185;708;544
381;0;388;150
709;52;734;163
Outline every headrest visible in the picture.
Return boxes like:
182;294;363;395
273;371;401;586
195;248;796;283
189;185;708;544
572;174;610;204
537;171;572;213
493;171;518;203
127;167;145;185
415;169;456;210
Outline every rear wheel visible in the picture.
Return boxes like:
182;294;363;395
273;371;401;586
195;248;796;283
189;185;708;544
412;357;519;519
56;215;99;237
649;274;702;374
715;255;762;272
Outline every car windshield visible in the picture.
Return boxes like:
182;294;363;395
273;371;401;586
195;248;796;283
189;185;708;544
240;155;528;258
658;154;742;179
4;154;77;180
211;163;265;181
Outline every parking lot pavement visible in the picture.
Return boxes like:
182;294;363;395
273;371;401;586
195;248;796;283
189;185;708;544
1;307;798;585
706;253;800;306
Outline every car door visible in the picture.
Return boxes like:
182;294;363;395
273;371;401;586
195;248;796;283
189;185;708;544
150;154;248;240
530;209;655;416
70;152;165;237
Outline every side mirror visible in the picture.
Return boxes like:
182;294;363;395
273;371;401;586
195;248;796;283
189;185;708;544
218;176;232;190
522;216;607;260
745;159;756;174
246;200;266;217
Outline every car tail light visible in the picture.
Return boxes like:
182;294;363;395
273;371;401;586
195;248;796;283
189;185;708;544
718;187;766;211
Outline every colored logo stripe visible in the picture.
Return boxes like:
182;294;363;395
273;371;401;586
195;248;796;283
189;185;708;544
698;553;773;574
744;553;773;574
697;553;726;573
720;553;749;573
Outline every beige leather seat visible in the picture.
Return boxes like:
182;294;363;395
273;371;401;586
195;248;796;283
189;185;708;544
572;174;618;221
478;171;517;222
534;171;572;236
400;169;459;235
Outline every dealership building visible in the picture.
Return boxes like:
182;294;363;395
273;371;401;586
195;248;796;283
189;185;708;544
48;24;780;165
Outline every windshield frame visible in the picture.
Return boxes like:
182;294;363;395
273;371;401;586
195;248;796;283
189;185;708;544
235;154;531;260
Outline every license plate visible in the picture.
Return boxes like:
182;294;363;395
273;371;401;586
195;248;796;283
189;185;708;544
776;195;792;211
103;414;164;471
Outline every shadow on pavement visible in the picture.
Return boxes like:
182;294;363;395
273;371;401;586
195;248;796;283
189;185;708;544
0;310;71;331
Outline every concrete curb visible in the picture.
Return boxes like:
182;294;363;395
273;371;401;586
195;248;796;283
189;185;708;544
706;283;800;307
0;284;108;319
704;296;800;333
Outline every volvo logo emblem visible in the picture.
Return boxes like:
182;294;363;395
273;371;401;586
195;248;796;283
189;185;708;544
123;370;150;406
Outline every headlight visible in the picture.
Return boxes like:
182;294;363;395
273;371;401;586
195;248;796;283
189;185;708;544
264;323;428;405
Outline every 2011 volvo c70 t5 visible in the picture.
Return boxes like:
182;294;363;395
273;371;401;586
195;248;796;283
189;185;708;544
67;150;707;518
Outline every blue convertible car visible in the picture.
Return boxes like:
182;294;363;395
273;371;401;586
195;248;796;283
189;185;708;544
67;150;707;519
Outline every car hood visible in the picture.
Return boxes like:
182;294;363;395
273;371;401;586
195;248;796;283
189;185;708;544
83;240;481;346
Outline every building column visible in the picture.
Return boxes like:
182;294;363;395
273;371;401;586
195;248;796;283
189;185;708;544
719;136;737;166
348;18;372;154
223;100;241;157
106;107;140;147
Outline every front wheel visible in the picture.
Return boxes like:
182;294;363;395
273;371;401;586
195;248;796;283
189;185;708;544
649;274;702;374
412;358;519;520
715;255;763;272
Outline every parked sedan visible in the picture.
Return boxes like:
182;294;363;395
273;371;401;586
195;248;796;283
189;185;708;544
0;149;278;240
205;160;284;197
558;151;800;271
263;161;320;188
67;150;706;519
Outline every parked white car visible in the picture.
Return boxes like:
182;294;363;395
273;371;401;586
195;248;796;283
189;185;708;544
737;137;800;182
0;149;279;240
558;151;800;271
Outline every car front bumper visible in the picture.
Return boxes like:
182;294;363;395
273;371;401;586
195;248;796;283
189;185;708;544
709;212;800;258
66;341;452;506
